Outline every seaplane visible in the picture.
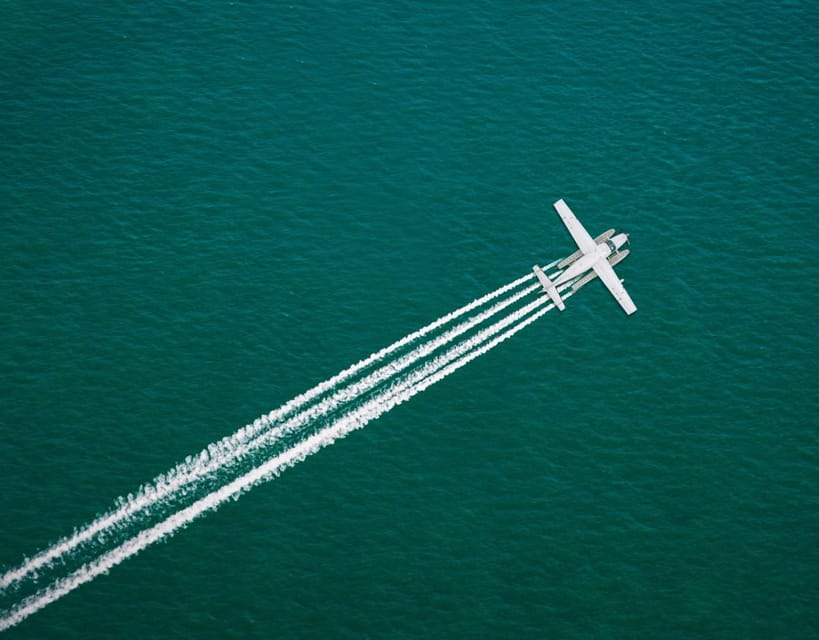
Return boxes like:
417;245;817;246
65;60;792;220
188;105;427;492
532;199;637;315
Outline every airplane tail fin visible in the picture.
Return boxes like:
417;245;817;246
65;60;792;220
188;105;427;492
532;265;566;311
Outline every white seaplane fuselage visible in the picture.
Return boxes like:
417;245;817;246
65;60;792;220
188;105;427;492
532;199;636;315
553;232;629;287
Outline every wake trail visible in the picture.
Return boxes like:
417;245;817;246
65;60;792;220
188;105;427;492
0;264;560;592
0;281;577;632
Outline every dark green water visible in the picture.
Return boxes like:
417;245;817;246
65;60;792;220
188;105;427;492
1;1;817;637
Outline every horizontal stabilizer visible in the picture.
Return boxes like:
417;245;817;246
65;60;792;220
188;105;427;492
532;265;566;311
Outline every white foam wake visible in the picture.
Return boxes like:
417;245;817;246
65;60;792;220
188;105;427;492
0;280;577;632
0;264;560;592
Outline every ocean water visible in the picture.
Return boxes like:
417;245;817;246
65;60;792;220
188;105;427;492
1;1;817;637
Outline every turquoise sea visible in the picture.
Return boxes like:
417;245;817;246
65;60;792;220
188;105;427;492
1;1;817;637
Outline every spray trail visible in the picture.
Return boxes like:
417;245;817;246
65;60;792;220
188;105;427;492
0;263;562;592
0;278;578;632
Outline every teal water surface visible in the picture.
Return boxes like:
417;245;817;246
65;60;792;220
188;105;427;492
1;1;818;637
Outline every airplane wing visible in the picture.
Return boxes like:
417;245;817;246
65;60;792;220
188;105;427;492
554;199;596;255
592;259;637;315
